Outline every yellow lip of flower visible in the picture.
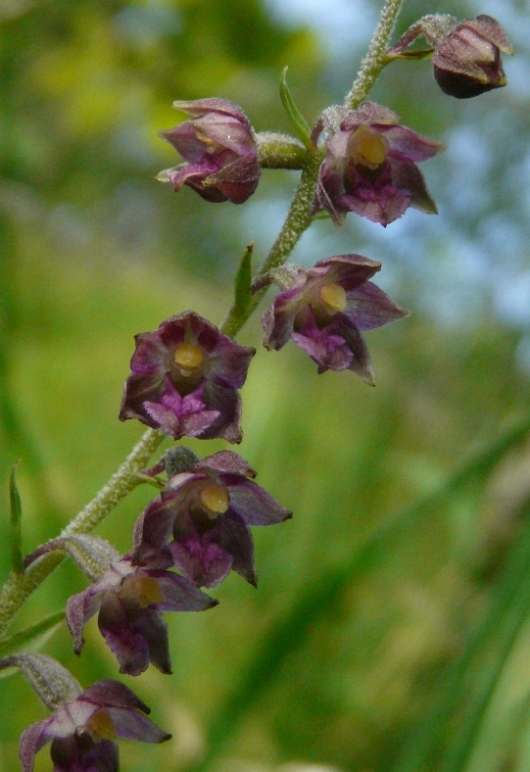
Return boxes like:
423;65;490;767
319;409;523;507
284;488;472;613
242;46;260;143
319;283;347;314
88;710;117;742
174;342;204;376
118;571;164;609
350;125;388;170
200;483;230;520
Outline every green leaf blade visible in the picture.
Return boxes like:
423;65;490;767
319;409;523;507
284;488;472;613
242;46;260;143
9;462;23;574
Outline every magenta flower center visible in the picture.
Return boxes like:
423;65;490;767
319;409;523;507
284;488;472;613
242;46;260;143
348;125;388;170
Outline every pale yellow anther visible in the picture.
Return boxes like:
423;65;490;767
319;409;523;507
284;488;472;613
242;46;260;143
195;130;217;149
119;571;164;608
200;483;229;519
351;125;387;169
88;710;117;742
174;343;204;372
320;283;347;314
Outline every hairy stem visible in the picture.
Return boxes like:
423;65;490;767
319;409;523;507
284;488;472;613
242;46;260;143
344;0;406;109
0;428;164;637
221;150;323;338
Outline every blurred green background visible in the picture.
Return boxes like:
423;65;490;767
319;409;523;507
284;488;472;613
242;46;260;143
2;1;530;771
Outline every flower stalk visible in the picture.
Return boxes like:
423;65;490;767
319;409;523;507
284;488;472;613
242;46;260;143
344;0;406;109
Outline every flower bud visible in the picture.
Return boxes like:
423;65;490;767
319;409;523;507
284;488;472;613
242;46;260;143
432;15;513;98
158;98;260;203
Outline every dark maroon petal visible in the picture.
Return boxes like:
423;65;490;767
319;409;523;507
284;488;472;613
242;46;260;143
206;151;261;204
341;102;399;128
390;158;438;214
292;326;353;372
50;735;118;772
144;383;220;439
107;707;171;744
171;98;253;129
384;125;445;161
66;591;102;655
153;571;218;611
97;594;151;676
79;680;151;713
133;496;182;556
119;371;165;422
338;322;375;383
168;534;233;588
20;719;52;772
315;254;381;290
345;282;409;331
198;384;243;443
129;610;172;675
195;449;256;478
215;511;257;586
227;480;292;526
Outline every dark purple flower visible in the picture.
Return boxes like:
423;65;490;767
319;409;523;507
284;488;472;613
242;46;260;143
119;311;255;443
66;555;217;676
262;254;408;383
158;98;260;204
312;102;445;226
432;15;513;98
134;450;292;588
19;678;170;772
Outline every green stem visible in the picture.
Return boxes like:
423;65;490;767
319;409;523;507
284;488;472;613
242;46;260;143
221;150;323;338
344;0;406;110
0;428;164;637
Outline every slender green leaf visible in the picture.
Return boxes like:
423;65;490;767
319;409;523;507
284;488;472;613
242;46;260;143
232;242;254;317
388;47;433;61
0;610;65;661
9;462;23;573
279;67;313;152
